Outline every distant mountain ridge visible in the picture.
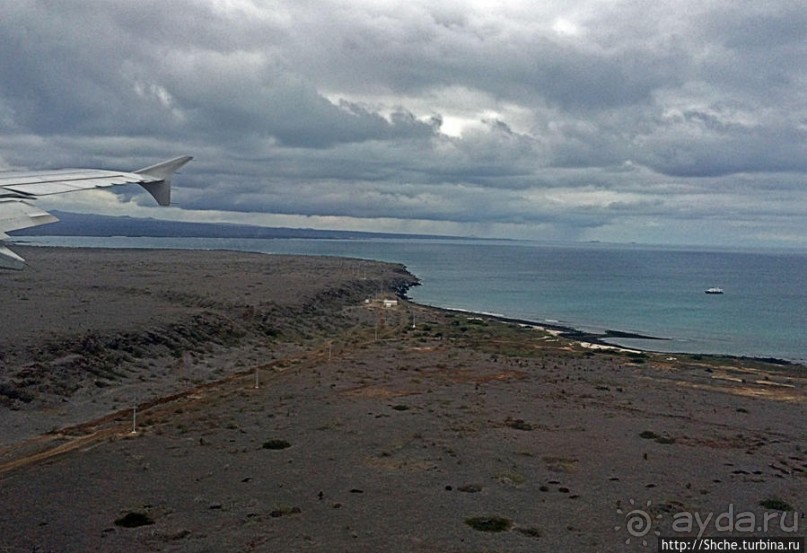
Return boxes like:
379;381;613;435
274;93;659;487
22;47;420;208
10;211;471;241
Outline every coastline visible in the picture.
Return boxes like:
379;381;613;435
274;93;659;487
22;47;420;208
12;237;806;364
405;302;802;369
6;242;804;366
1;247;804;552
7;241;804;366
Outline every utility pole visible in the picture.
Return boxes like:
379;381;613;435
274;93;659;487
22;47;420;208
131;403;138;434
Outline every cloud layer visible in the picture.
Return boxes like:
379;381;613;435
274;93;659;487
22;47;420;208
1;0;805;246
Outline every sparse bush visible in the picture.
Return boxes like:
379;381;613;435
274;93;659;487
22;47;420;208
505;418;533;431
0;383;34;403
639;430;676;444
465;516;512;532
262;439;291;450
114;511;154;528
760;498;794;511
515;526;542;538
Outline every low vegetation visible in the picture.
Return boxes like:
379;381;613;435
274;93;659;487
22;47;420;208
639;430;676;444
114;511;154;528
759;498;794;511
465;516;513;532
262;439;291;450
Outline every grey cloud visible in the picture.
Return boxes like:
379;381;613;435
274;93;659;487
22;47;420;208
1;0;806;247
282;3;689;112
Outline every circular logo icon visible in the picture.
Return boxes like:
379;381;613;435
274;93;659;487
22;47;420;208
615;499;662;547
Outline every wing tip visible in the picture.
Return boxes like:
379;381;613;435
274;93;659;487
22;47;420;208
135;155;193;180
0;245;25;270
134;155;193;206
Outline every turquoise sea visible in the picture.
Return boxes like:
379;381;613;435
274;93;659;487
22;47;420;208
11;236;807;363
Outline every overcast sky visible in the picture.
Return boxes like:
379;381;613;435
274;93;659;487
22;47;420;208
1;0;805;247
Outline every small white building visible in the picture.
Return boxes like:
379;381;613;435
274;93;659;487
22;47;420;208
382;298;398;308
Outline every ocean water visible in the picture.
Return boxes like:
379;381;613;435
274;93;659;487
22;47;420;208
11;236;807;363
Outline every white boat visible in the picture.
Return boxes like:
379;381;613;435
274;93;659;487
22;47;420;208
705;287;724;294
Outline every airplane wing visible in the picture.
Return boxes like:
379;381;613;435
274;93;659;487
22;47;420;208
0;155;192;269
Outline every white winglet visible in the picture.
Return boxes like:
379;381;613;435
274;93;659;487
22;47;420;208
134;155;193;206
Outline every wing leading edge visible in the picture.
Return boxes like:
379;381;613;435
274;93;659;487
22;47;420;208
0;155;192;269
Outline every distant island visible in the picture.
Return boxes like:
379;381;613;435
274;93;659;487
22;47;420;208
9;210;477;242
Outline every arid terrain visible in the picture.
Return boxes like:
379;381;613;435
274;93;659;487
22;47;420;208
0;247;804;552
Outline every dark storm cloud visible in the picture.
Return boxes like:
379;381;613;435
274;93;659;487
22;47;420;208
1;0;805;247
